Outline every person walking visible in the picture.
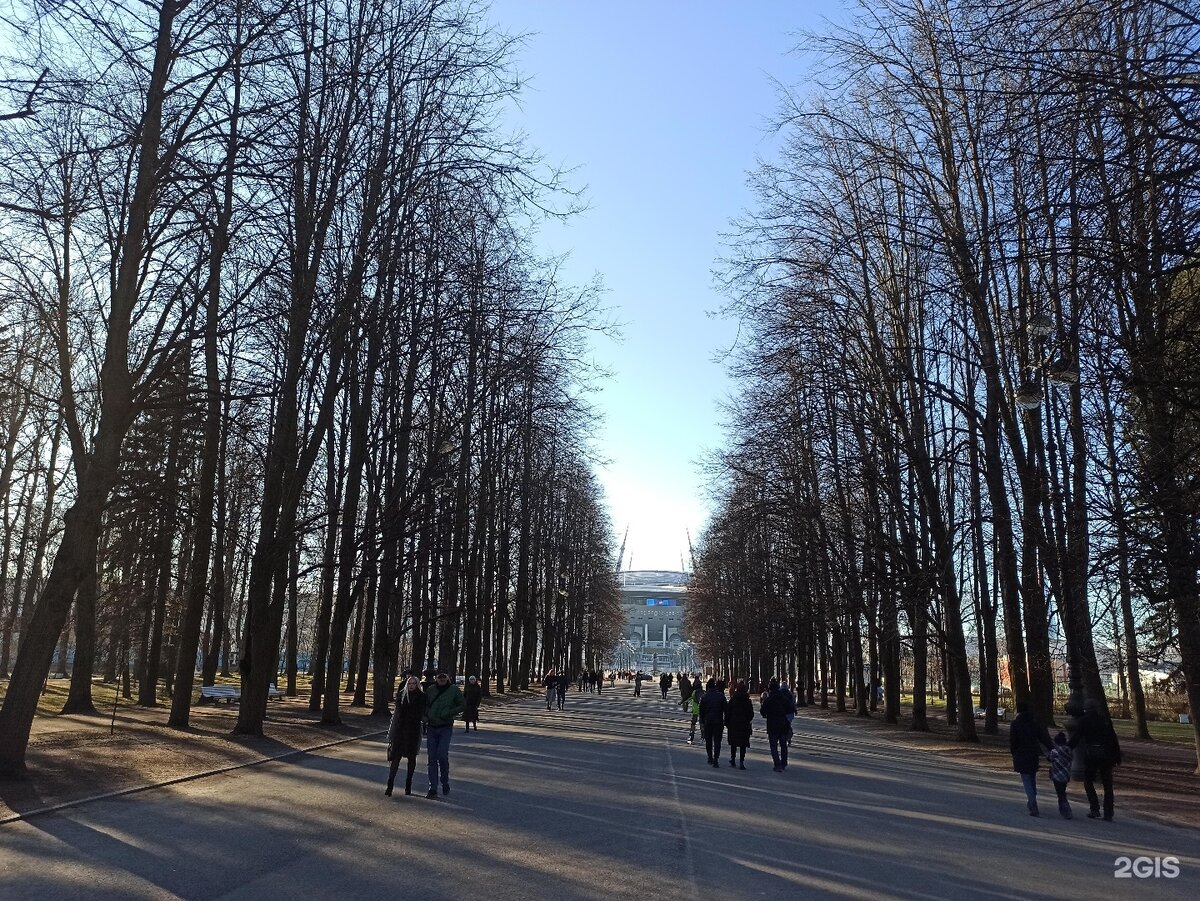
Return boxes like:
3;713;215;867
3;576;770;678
699;679;728;767
1047;731;1074;819
659;672;670;700
423;670;465;799
556;672;569;710
760;678;796;772
385;675;425;796
544;669;557;710
687;689;701;744
634;671;645;697
679;673;693;710
462;675;482;731
1071;698;1122;821
725;680;754;769
1009;701;1053;816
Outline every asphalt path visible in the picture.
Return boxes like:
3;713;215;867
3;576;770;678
3;686;1198;900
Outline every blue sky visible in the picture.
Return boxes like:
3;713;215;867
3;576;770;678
488;1;846;571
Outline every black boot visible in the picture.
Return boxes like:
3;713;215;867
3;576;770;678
385;783;393;796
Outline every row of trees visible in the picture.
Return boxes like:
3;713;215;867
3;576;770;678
0;0;621;778
689;0;1200;771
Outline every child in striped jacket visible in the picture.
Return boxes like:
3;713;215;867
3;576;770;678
1048;731;1073;819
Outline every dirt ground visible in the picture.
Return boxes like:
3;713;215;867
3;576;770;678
0;682;534;823
799;703;1200;830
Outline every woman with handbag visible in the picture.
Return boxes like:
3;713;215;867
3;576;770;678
385;675;425;797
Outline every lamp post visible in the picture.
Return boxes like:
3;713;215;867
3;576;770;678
1013;312;1086;773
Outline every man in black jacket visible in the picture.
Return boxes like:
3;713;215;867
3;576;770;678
699;680;728;767
760;678;796;772
1070;698;1122;821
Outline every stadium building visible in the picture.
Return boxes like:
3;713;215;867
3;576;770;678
608;570;699;673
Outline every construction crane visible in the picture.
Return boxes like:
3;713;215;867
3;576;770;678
686;528;697;573
616;525;629;575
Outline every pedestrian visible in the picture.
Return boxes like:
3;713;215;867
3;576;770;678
544;669;557;710
1009;700;1053;816
699;678;728;767
725;680;754;769
556;672;568;710
760;678;796;772
634;671;644;697
385;675;425;797
423;670;465;799
1048;731;1073;819
780;680;797;743
680;673;694;710
687;690;701;744
1070;698;1121;821
462;675;482;731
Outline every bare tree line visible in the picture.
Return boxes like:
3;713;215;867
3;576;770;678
690;0;1200;771
0;0;621;778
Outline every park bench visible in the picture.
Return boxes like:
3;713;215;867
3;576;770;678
199;685;240;704
198;684;286;704
973;706;1007;721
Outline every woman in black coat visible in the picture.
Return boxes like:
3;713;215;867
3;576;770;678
386;676;425;796
1009;701;1052;816
725;681;754;769
462;675;482;731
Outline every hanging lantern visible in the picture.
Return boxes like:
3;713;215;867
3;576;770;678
1047;357;1079;385
1026;313;1054;336
1014;379;1042;409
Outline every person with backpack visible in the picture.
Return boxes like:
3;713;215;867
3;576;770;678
760;678;796;772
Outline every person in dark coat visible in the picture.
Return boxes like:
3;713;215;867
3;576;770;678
1070;698;1122;821
725;681;755;769
1009;700;1053;816
555;672;569;710
760;678;796;772
679;673;693;709
462;675;482;731
699;679;728;767
386;676;425;796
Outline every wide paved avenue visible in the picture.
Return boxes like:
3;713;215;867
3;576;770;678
3;689;1198;900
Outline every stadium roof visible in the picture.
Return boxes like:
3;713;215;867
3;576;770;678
619;570;689;594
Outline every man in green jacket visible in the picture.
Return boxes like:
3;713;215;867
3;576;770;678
423;670;465;799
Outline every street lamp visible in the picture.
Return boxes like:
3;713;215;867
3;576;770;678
1015;312;1086;774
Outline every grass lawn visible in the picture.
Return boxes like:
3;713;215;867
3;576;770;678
883;691;1195;746
0;672;317;719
